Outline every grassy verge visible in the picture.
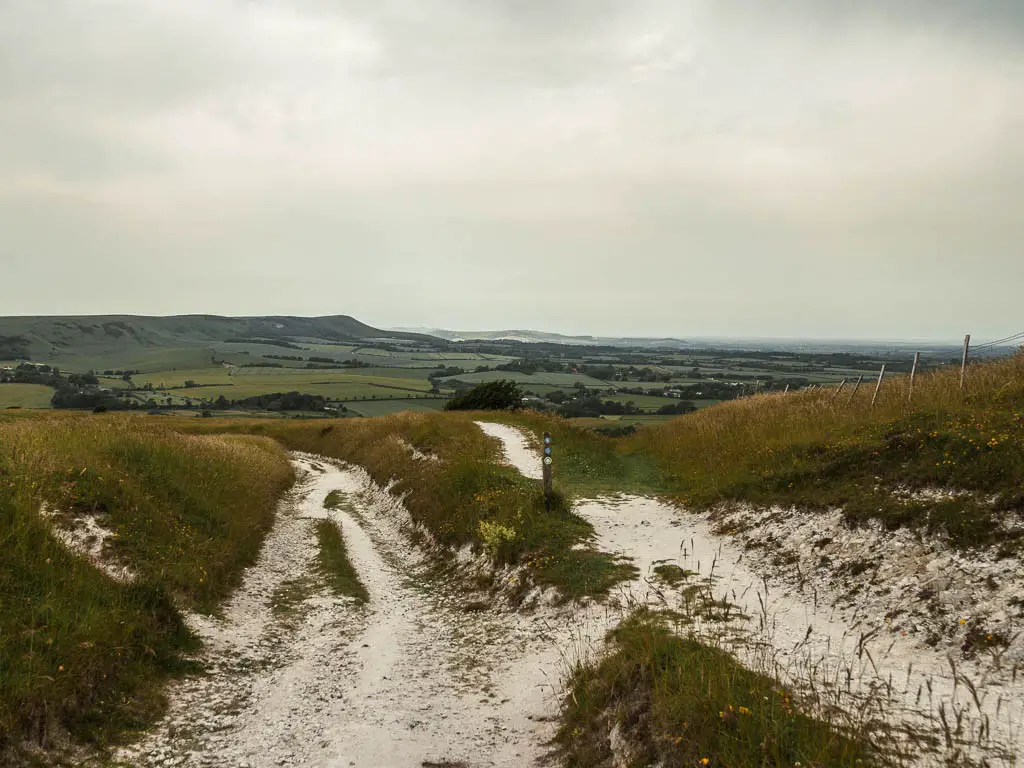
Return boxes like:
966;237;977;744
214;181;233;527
0;413;293;761
559;610;881;768
179;412;633;599
498;411;667;496
629;354;1024;551
314;519;368;603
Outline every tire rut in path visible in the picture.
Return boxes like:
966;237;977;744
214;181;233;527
121;455;576;768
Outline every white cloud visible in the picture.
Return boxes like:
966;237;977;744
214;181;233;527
0;1;1022;338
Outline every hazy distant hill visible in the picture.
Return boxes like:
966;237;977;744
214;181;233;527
0;315;430;371
392;327;690;349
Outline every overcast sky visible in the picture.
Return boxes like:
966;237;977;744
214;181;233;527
1;1;1022;340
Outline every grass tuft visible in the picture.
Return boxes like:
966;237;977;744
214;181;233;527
558;610;880;768
314;519;368;603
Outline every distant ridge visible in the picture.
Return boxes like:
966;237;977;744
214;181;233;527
391;327;690;349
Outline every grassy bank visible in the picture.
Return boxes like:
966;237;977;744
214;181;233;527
558;611;880;768
628;354;1024;550
0;413;293;761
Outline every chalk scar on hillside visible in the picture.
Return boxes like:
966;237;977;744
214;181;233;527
38;503;136;583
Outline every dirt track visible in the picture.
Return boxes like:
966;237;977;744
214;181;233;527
121;455;576;767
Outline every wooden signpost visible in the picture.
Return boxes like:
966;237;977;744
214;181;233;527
542;432;553;510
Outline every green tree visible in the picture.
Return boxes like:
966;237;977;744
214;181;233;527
444;380;523;411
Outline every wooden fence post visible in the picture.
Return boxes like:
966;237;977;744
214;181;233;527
846;374;863;404
960;334;970;392
908;352;920;402
871;365;886;407
831;378;847;401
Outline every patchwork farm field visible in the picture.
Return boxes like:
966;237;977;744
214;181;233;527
162;372;434;401
2;313;980;434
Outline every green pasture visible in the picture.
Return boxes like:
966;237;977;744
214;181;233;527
600;393;682;411
0;383;55;409
133;367;236;389
43;346;214;375
337;367;434;380
443;370;609;389
163;377;432;402
341;398;448;417
569;414;678;429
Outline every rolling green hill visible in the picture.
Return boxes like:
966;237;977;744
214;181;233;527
0;315;432;372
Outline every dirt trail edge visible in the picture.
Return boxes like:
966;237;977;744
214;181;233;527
119;454;590;768
475;421;1024;767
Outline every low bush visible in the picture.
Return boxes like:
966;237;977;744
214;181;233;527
444;380;522;411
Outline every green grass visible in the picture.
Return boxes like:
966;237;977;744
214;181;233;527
159;371;435;402
314;519;368;603
558;610;880;768
0;384;54;409
652;563;696;586
494;412;669;497
132;367;235;389
599;393;683;411
342;399;448;417
630;353;1024;552
0;413;294;760
52;347;214;375
271;576;316;617
443;370;611;389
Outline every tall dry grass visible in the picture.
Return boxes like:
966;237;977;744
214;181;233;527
628;354;1024;546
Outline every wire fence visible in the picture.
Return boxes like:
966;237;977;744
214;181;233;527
741;331;1024;403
